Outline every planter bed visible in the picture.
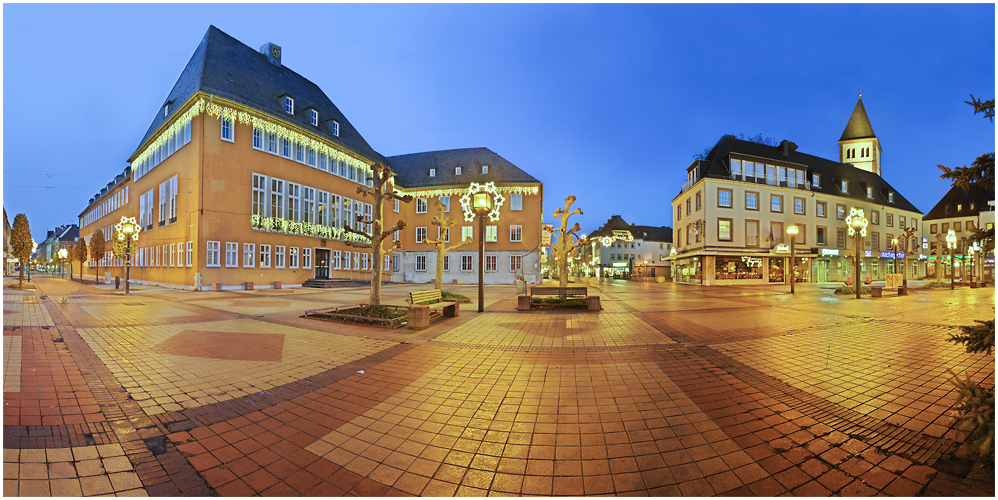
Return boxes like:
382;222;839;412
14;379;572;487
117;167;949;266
304;304;408;329
528;298;589;310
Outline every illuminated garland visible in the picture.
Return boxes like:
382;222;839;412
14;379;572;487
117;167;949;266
398;184;539;199
596;230;635;246
459;182;505;222
845;208;868;237
133;97;373;177
250;215;370;243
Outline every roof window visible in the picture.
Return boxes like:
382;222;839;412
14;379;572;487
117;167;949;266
866;187;873;198
331;120;339;137
888;192;894;203
310;109;318;126
841;180;848;193
284;96;294;115
482;165;489;174
429;169;436;177
455;167;462;175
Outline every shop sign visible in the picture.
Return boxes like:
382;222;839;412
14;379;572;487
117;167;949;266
820;249;839;256
774;244;790;254
741;256;762;267
919;254;927;260
881;252;903;259
612;262;628;268
864;251;872;257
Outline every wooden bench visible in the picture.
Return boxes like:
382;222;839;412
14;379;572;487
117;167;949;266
407;289;459;329
519;286;600;311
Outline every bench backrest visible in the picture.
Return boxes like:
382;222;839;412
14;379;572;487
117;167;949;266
410;289;444;304
530;286;588;295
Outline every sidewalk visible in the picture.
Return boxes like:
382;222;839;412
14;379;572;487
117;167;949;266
3;275;994;496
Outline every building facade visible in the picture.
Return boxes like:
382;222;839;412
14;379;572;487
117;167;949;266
77;26;543;289
922;184;996;282
583;215;673;279
668;98;924;285
37;225;79;271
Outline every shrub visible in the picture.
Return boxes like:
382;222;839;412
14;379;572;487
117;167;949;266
946;320;995;457
441;291;471;303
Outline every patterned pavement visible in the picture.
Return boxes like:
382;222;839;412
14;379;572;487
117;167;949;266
2;274;994;496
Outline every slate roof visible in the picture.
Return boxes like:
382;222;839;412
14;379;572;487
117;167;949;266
840;97;877;141
386;148;540;189
590;215;673;243
689;135;921;214
130;25;383;164
923;184;995;221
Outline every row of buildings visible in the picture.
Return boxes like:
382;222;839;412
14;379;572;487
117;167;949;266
73;26;992;290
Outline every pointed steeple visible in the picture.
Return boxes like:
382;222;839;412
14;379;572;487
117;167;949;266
839;96;877;141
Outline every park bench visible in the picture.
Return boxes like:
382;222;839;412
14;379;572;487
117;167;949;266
518;286;600;311
407;289;459;329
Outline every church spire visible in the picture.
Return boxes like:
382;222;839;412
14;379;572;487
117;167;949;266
838;96;882;176
839;96;876;141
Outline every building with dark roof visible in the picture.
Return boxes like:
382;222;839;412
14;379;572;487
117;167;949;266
669;97;924;286
582;215;673;279
922;184;995;282
77;26;543;288
37;225;79;271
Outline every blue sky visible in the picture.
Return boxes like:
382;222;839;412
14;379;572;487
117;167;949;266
3;3;994;244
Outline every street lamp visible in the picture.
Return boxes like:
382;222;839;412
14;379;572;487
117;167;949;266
968;242;977;287
786;225;799;294
116;216;141;294
946;229;957;290
57;248;69;279
891;237;899;283
461;182;503;313
846;208;868;299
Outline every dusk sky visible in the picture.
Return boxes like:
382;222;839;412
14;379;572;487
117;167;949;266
3;3;995;244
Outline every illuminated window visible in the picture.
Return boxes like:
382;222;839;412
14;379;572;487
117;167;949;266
718;219;732;241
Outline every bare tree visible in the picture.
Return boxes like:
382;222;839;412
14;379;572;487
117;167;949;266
344;162;412;306
544;196;588;288
424;199;474;290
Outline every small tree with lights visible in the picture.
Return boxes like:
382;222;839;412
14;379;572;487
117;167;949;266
89;230;106;284
74;239;88;281
111;226;128;264
11;213;33;289
544;196;588;288
424;199;474;291
343;162;412;306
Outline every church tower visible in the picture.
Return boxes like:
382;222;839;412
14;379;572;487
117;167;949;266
838;96;882;176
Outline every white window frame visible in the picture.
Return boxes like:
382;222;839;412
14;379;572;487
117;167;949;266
284;96;294;115
510;225;522;243
416;255;427;272
259;244;271;268
416;198;427;213
429;168;436;177
225;242;238;268
206;241;221;267
509;255;522;272
186;241;192;267
440;196;450;212
353;252;360;271
485;254;497;272
416;227;427;243
333;250;342;270
455;166;462;175
461;255;474;272
486;225;498;242
289;247;299;269
310;109;319;126
482;165;489;174
275;246;286;269
462;226;473;242
303;248;312;270
243;243;255;268
221;116;234;142
331;120;339;137
510;193;523;211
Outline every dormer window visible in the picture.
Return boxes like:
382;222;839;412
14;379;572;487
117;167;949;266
812;173;820;188
888;192;894;203
866;187;873;198
455;167;462;175
957;204;962;211
970;202;975;210
331;120;339;137
482;165;489;174
310;109;318;126
284;96;294;115
429;168;436;177
841;180;848;193
163;104;169;117
945;205;952;213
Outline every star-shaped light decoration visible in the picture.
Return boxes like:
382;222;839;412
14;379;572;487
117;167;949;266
459;182;505;222
116;216;141;241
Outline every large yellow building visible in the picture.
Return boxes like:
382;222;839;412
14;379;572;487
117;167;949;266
78;26;543;289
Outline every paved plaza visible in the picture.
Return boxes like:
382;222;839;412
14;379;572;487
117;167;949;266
3;275;994;496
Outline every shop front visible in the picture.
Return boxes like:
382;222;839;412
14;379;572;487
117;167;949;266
673;257;702;284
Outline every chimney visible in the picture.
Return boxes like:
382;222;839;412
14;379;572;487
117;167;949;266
780;140;798;157
260;43;282;66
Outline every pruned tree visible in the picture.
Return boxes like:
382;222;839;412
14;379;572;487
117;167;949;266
89;230;106;284
544;196;587;288
74;239;88;281
11;213;32;288
344;162;412;306
424;199;474;290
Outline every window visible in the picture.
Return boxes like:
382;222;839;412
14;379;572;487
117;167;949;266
482;165;489;174
252;174;266;216
353;252;361;271
270;178;285;218
841;180;848;193
746;192;758;210
416;197;427;213
186;241;192;267
793;224;805;245
295;142;305;163
871;211;879;225
310;109;318;126
817;201;826;217
695;192;702;211
394;198;400;213
718;219;732;241
289;247;299;269
331;120;339;136
281;137;292;158
967;220;975;231
243;243;255;267
455;166;462;175
486;225;498;242
284;96;294;114
170;244;176;267
770;222;784;245
899;215;906;229
415;255;426;272
429;169;436;177
206;241;220;267
837;228;846;249
442;255;449;272
817;227;826;245
930;224;938;234
333;250;342;270
221;117;234;142
866;187;873;198
485;254;497;272
302;248;311;270
686;199;691;214
771;195;783;213
745;220;759;247
439;196;450;212
225;242;238;267
287;183;301;221
461;255;474;272
731;159;742;177
765;165;776;185
872;233;879;251
794;197;805;215
886;213;893;227
267;131;278;154
416;227;427;243
912;219;917;230
511;193;523;211
344;251;352;271
462;226;473;242
954;221;962;232
510;225;522;242
888;192;894;203
718;188;732;208
836;204;846;219
259;244;271;268
302;187;315;224
509;255;522;272
813;173;821;188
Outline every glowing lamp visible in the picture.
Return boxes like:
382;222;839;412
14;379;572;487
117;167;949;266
57;248;69;260
945;229;957;249
473;192;492;214
116;216;141;241
845;208;868;236
786;225;799;236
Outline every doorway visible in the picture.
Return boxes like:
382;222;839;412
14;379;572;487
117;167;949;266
315;249;331;279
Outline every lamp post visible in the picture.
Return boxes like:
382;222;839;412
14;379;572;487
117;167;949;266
945;229;957;290
58;248;69;279
116;216;141;295
968;242;977;287
846;208;868;299
461;182;503;313
891;237;899;282
786;225;799;294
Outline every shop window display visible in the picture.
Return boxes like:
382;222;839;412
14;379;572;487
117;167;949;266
714;256;763;280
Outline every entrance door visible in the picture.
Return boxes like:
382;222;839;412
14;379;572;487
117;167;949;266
817;260;828;282
315;249;331;279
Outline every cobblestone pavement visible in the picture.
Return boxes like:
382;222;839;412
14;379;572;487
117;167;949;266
3;274;994;496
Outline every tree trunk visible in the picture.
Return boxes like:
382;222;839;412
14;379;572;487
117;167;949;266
435;249;445;290
559;252;569;288
18;264;23;288
369;193;384;306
